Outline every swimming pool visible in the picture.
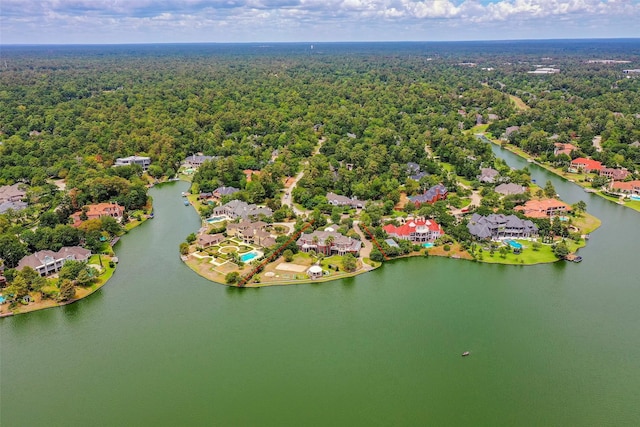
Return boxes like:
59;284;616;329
630;195;640;201
240;251;260;262
422;243;434;248
0;295;6;304
505;240;523;250
206;216;226;224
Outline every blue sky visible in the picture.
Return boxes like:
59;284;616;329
1;0;639;44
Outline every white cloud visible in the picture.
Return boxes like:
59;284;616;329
1;0;639;42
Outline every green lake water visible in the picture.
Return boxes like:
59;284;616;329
2;146;640;426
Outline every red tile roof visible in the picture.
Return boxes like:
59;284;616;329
571;157;603;172
383;218;442;237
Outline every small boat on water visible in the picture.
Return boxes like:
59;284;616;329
462;351;470;357
183;200;190;206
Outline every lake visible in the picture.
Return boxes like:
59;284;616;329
2;146;639;426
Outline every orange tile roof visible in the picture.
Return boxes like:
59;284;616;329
515;199;572;218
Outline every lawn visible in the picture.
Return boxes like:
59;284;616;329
477;239;583;265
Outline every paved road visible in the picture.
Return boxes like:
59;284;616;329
353;221;373;263
280;137;325;217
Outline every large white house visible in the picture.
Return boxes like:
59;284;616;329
17;247;91;276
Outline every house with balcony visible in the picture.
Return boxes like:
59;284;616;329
515;199;572;218
17;246;91;277
383;218;443;243
114;156;151;171
569;158;603;174
467;214;538;240
297;230;362;256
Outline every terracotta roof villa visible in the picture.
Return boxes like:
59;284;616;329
609;180;640;195
515;199;572;218
213;200;272;220
297;230;362;256
553;143;577;157
408;184;448;207
495;183;527;196
467;214;538;240
17;246;91;276
569;158;603;173
326;192;366;209
71;203;125;227
383;218;443;243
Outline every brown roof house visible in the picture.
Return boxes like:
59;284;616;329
71;203;124;227
196;233;225;248
297;230;362;256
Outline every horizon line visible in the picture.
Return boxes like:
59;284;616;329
3;37;640;47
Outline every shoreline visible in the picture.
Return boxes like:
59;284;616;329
0;207;153;318
478;133;640;213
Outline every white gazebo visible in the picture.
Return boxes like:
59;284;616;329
307;265;323;279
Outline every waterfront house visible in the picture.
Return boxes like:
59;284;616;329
569;158;603;173
297;230;362;256
383;218;443;243
408;184;447;207
326;192;366;209
553;143;577;157
599;168;629;181
467;214;538;240
114;156;151;171
196;233;225;248
515;199;572;218
495;183;527;196
504;126;520;139
71;203;125;227
609;180;640;195
17;246;91;276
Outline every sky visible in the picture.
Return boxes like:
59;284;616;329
1;0;639;44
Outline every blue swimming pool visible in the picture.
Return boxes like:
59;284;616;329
505;240;523;250
422;243;434;248
630;195;640;201
240;251;259;262
206;216;226;224
0;295;6;304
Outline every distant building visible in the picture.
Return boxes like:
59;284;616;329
114;156;151;171
383;218;443;243
408;184;447;207
183;155;214;168
478;168;500;184
196;233;225;248
553;143;577;157
17;246;91;276
227;220;276;248
213;200;272;220
495;183;527;196
326;192;366;209
212;186;240;201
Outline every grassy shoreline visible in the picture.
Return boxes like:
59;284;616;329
480;133;640;213
0;206;152;317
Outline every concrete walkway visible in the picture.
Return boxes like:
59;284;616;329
353;221;374;268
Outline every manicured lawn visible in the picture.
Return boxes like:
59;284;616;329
477;239;583;265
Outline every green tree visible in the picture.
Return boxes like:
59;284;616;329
225;272;240;285
0;234;28;268
342;253;357;272
543;180;556;198
552;241;570;259
283;249;294;262
58;279;76;301
179;242;189;255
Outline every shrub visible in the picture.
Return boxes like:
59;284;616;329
443;244;451;252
